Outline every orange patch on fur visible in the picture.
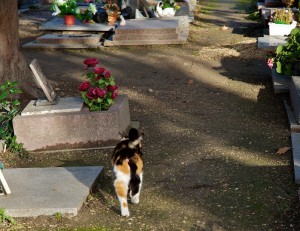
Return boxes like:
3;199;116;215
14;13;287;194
132;153;144;175
123;202;128;208
115;180;126;198
116;161;130;174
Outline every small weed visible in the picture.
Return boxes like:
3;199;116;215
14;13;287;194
54;212;63;222
246;11;261;22
0;208;16;225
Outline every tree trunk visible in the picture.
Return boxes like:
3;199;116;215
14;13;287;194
0;1;41;99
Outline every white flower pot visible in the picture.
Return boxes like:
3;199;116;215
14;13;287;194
268;21;297;36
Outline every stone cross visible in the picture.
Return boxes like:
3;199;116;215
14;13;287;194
29;59;58;104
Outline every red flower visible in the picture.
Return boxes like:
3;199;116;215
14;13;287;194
107;85;118;91
111;90;118;99
94;67;105;75
103;70;111;78
93;87;107;98
86;88;96;99
78;81;90;91
83;58;99;70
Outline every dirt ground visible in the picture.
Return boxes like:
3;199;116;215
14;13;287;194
2;0;300;230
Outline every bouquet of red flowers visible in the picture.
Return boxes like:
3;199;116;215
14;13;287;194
78;58;118;111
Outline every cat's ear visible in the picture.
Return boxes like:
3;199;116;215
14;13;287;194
119;132;127;141
138;133;144;141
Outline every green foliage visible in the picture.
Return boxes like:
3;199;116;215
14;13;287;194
0;208;16;225
273;28;300;76
0;81;26;156
246;11;260;22
50;0;80;17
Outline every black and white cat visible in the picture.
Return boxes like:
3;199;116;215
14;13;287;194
111;128;144;216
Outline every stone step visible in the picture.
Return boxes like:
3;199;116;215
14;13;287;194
36;34;101;45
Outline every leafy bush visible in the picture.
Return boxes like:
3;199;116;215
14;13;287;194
0;81;26;155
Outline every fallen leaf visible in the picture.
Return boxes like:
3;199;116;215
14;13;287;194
187;79;194;85
276;147;292;155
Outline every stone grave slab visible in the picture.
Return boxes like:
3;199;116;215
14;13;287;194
271;68;290;94
21;97;84;116
257;35;287;49
283;99;300;132
290;76;300;123
39;17;116;32
0;166;103;217
13;95;131;151
104;18;188;46
291;133;300;184
29;59;57;102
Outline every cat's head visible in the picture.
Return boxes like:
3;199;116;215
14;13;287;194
120;128;143;149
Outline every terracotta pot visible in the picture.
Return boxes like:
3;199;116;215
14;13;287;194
64;15;76;26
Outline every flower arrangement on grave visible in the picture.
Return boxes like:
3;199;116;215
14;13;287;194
270;8;294;24
51;0;80;17
51;0;98;24
268;28;300;76
78;58;118;111
155;0;180;17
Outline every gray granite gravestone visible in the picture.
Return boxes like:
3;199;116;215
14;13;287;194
29;59;58;105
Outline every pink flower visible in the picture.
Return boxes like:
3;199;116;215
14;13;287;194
93;87;107;98
103;70;111;78
94;67;105;75
111;90;118;99
78;81;90;91
84;0;91;3
83;58;99;70
107;85;118;91
267;58;273;69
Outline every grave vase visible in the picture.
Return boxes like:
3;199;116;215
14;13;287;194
268;21;297;36
64;15;76;26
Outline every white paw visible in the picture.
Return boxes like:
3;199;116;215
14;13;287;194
121;208;130;217
131;196;139;204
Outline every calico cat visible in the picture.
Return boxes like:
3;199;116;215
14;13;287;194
111;128;144;216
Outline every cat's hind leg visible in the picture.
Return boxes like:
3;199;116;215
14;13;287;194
114;178;130;216
130;172;143;204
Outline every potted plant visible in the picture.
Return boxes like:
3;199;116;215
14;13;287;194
271;28;300;76
51;0;80;25
268;8;297;36
78;58;118;111
103;3;120;24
